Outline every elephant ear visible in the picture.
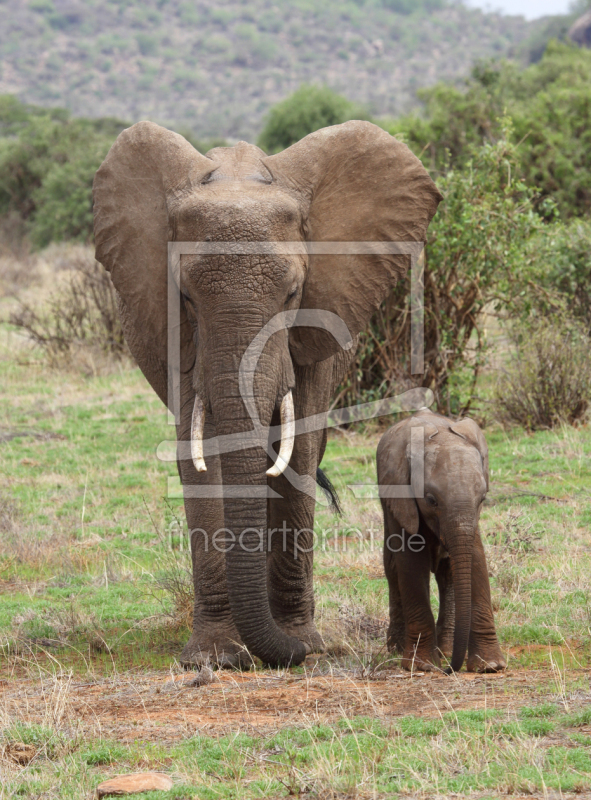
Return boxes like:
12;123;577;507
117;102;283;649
450;418;489;490
377;421;419;537
93;121;217;407
264;120;442;365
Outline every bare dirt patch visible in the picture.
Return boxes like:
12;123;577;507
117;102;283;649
1;659;584;743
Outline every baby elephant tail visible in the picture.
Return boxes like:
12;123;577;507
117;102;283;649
316;468;342;515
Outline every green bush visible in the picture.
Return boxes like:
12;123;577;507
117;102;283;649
519;219;591;333
336;125;545;415
385;43;591;219
380;0;444;12
257;85;370;153
30;152;105;248
0;96;126;246
136;32;159;56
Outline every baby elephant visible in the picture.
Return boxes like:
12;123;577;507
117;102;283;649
377;409;505;673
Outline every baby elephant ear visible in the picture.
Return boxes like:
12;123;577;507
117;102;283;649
93;121;217;407
377;422;419;537
451;418;489;490
264;121;442;365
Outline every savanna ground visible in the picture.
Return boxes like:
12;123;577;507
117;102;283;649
1;248;591;799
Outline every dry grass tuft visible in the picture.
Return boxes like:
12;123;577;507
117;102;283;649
0;215;37;297
335;604;387;643
152;558;194;633
8;248;129;373
496;319;591;430
0;491;19;536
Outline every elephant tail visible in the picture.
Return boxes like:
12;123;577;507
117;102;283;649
316;468;342;515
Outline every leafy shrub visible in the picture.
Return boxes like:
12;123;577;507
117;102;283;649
10;253;127;364
380;0;444;11
29;0;55;13
336;126;544;415
519;219;591;333
30;152;104;248
0;96;126;246
386;43;591;219
495;319;591;430
205;34;232;54
136;32;159;56
257;85;370;153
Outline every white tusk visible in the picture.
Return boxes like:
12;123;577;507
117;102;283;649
267;390;295;478
191;395;207;473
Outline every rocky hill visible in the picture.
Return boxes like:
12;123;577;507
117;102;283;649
0;0;538;140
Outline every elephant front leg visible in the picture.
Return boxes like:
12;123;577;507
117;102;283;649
264;355;353;656
177;414;248;669
434;554;454;660
394;526;439;671
266;475;325;655
466;530;506;673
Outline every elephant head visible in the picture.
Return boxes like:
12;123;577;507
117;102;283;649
93;120;441;667
379;410;489;672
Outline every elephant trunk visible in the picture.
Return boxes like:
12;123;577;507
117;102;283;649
206;332;306;668
444;525;474;674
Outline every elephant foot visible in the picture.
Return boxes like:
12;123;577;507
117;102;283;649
386;623;405;654
275;620;326;655
179;625;251;670
401;643;440;672
466;648;507;673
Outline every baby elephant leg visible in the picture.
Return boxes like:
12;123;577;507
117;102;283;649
383;517;405;654
467;531;506;673
392;531;439;671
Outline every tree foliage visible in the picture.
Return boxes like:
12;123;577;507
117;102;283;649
516;218;591;333
385;42;591;219
336;126;546;414
0;97;127;247
257;85;369;153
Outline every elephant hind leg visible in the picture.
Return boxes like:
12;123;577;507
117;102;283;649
383;504;405;653
386;515;439;671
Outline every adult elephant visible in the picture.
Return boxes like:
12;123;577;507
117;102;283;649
93;120;441;669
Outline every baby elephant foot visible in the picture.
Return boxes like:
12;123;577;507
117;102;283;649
179;625;251;670
401;643;440;672
436;630;454;660
387;623;405;654
467;646;507;673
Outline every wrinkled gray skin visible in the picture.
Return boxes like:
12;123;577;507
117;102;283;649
93;120;441;669
377;409;506;673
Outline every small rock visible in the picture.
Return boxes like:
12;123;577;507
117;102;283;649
96;772;173;797
187;665;214;687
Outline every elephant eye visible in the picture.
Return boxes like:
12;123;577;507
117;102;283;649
286;286;298;302
425;494;437;507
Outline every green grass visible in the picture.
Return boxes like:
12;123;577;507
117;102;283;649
3;707;591;798
2;316;591;797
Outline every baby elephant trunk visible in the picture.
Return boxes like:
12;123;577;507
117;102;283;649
445;530;474;674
